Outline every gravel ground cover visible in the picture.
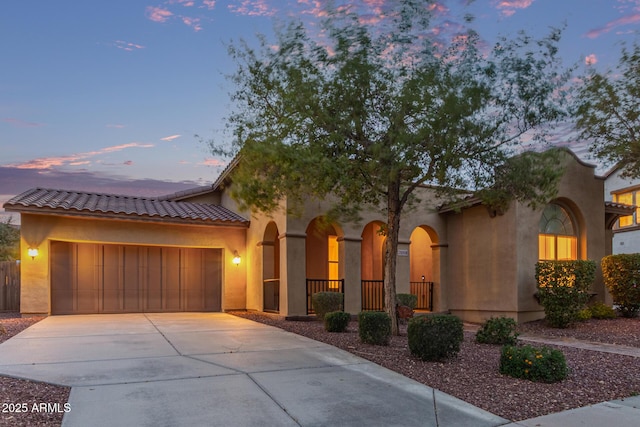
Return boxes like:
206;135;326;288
0;312;638;425
0;313;70;427
230;311;640;422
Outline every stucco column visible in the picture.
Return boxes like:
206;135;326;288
396;239;411;294
339;235;362;315
279;232;307;317
433;243;448;313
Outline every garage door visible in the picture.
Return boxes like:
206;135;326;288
51;241;222;314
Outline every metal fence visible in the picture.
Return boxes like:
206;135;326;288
263;279;280;313
410;281;434;311
361;280;384;311
0;261;20;311
306;278;344;314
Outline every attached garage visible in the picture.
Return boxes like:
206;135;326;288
3;188;249;316
51;241;222;314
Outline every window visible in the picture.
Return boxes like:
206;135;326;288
538;204;577;261
328;235;339;285
614;190;639;228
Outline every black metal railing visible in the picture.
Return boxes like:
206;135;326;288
361;280;384;311
263;279;280;313
306;278;344;314
410;281;434;311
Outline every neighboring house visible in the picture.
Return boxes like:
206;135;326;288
604;164;640;254
3;149;631;322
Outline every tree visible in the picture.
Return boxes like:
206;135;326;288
0;218;20;261
216;1;569;334
574;43;640;178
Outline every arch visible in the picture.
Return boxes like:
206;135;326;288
538;200;583;261
262;221;280;312
409;225;439;311
305;217;342;280
360;221;386;281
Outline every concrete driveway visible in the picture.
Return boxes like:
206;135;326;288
0;313;507;427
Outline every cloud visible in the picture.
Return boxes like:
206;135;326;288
228;0;277;17
585;54;598;65
492;0;534;17
124;160;134;166
114;40;145;51
106;124;126;129
3;118;45;128
4;143;155;171
146;6;173;22
585;13;640;39
182;16;203;31
200;158;226;167
161;134;182;142
202;0;216;9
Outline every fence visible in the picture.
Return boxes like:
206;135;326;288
410;281;434;311
263;279;280;313
362;280;434;311
0;261;20;311
306;279;344;314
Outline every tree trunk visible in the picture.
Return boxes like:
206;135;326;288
384;180;402;336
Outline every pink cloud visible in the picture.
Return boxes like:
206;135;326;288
182;16;202;31
228;0;276;17
124;160;134;166
3;118;44;128
106;124;126;129
201;158;226;167
585;13;640;38
493;0;534;17
202;0;216;9
161;134;182;142
114;40;145;51
146;6;173;22
585;54;598;66
7;143;154;170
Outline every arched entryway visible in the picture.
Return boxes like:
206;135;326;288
262;222;280;312
409;226;439;311
361;221;386;310
305;217;344;313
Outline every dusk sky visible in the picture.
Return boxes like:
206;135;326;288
2;0;640;222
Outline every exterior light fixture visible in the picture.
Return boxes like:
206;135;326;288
28;248;39;260
232;251;241;265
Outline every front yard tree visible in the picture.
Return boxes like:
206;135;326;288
218;1;568;334
574;43;640;178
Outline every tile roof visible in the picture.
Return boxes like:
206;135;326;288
3;188;249;226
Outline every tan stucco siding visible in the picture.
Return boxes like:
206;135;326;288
19;213;246;314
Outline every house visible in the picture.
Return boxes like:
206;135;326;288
604;164;640;254
4;149;632;322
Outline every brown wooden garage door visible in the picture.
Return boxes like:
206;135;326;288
51;241;222;314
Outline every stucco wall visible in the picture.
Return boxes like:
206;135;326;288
19;213;247;314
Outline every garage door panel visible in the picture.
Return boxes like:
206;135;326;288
51;242;222;314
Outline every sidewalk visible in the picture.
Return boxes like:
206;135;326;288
464;324;640;427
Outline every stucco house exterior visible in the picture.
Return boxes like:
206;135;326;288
4;149;631;322
604;164;640;254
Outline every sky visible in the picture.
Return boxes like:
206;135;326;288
1;0;639;222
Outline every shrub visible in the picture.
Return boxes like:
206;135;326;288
576;308;592;321
602;254;640;318
535;260;596;328
408;314;463;361
312;292;343;320
587;301;617;319
324;311;351;332
396;293;417;310
500;344;568;383
358;311;391;345
475;316;519;345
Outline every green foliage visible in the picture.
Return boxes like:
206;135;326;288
475;316;519;345
588;301;618;319
500;345;568;383
396;293;417;310
358;311;391;346
407;315;463;361
535;260;596;328
0;219;20;262
312;292;343;321
573;43;640;179
324;311;351;333
576;308;592;321
602;254;640;318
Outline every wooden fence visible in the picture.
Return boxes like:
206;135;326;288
0;261;20;311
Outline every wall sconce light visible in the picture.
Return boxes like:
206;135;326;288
232;251;241;265
28;248;39;260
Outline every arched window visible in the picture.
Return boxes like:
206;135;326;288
538;204;577;260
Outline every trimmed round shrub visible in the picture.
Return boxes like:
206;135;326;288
500;344;568;383
324;311;351;332
358;311;391;345
408;314;463;361
536;260;596;328
475;316;519;345
312;292;343;321
602;254;640;318
396;293;418;310
588;302;617;319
